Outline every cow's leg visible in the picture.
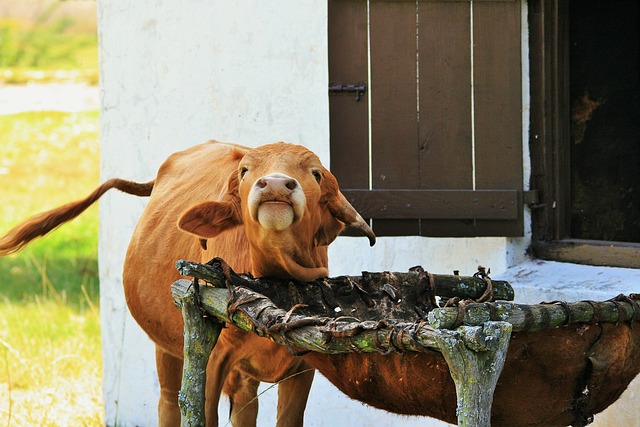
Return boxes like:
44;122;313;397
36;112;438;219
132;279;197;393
275;364;315;427
155;347;183;427
225;370;260;427
203;366;223;427
205;348;237;427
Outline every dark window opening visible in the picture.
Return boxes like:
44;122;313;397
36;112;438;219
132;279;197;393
529;0;640;268
569;0;640;243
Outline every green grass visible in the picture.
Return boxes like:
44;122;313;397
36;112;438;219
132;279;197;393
0;110;103;426
0;111;100;306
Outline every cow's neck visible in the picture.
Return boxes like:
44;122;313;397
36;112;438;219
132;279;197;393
249;236;328;282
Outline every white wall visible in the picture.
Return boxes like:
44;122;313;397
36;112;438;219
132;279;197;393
98;1;638;426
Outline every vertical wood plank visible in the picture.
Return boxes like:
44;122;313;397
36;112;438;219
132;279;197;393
554;0;571;240
418;1;472;190
472;0;523;236
418;1;474;236
528;0;569;240
370;0;420;235
329;0;370;189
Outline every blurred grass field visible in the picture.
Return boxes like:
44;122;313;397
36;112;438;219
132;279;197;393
0;111;103;426
0;111;100;302
0;2;103;425
0;0;98;84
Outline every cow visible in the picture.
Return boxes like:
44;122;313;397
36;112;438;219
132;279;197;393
0;140;376;427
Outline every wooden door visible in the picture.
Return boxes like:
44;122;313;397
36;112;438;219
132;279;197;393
329;0;523;237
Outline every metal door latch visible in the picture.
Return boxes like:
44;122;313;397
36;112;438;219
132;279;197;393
328;83;367;101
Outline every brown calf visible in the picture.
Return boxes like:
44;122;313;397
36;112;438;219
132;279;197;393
0;140;375;426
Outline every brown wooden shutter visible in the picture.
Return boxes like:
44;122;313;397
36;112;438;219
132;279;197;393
329;0;523;237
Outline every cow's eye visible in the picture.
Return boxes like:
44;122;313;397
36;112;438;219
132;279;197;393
312;170;322;183
240;167;249;179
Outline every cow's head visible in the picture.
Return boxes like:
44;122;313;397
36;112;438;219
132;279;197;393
177;142;375;281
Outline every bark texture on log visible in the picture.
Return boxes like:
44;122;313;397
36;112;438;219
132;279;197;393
175;280;223;427
175;258;514;322
428;296;640;331
435;322;512;427
175;258;640;334
172;278;443;354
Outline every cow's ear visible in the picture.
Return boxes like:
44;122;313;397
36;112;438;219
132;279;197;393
178;200;242;238
178;170;243;238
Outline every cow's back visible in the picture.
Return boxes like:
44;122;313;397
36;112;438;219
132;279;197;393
122;140;251;355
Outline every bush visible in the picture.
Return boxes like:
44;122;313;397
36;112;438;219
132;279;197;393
0;17;97;69
0;1;98;84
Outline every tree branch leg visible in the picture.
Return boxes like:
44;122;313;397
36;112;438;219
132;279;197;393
177;283;223;427
435;321;512;427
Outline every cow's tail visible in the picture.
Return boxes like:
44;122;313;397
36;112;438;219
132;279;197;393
0;178;155;256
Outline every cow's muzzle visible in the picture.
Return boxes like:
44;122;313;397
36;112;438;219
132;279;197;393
248;173;306;231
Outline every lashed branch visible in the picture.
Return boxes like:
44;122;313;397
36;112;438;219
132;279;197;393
172;278;442;353
428;296;640;331
175;259;514;320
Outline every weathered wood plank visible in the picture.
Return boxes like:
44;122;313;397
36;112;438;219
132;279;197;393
370;0;420;236
472;0;524;237
532;239;640;269
328;0;369;190
418;0;472;191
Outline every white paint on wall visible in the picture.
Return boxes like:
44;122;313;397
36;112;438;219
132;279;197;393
330;236;512;278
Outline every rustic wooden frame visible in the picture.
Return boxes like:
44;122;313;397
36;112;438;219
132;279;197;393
171;259;640;426
171;259;516;427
